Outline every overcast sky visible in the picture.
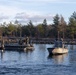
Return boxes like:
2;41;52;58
0;0;76;24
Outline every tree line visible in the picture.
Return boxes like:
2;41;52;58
0;11;76;39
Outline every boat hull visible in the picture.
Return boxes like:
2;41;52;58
47;47;68;55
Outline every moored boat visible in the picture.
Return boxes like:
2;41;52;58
47;39;68;55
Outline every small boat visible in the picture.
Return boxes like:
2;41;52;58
47;39;68;55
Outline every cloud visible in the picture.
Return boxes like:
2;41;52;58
0;5;22;16
0;14;9;22
14;12;54;24
0;3;54;24
0;5;23;23
0;15;9;20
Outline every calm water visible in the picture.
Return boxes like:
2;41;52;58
0;44;76;75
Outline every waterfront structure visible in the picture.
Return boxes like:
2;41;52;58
0;37;34;51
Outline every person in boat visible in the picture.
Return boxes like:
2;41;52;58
54;38;64;48
26;37;29;44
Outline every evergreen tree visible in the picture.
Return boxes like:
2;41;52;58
7;22;16;36
28;20;35;37
59;15;67;39
68;12;76;39
42;19;47;37
53;14;60;39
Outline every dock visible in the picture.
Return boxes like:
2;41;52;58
30;38;76;44
0;37;34;51
0;37;76;51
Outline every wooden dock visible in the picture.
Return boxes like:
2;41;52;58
30;38;76;44
0;37;76;45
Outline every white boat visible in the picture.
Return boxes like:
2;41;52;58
47;40;68;55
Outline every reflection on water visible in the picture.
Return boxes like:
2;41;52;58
48;54;68;64
0;51;4;62
0;44;70;65
69;45;76;50
0;44;76;75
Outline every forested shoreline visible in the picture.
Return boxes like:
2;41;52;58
0;12;76;39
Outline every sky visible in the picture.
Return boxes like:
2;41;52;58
0;0;76;25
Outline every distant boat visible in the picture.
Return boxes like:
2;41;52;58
47;39;68;55
4;37;34;51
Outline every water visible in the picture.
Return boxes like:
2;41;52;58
0;44;76;75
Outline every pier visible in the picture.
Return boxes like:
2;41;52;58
0;37;76;50
30;38;76;44
0;37;34;51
